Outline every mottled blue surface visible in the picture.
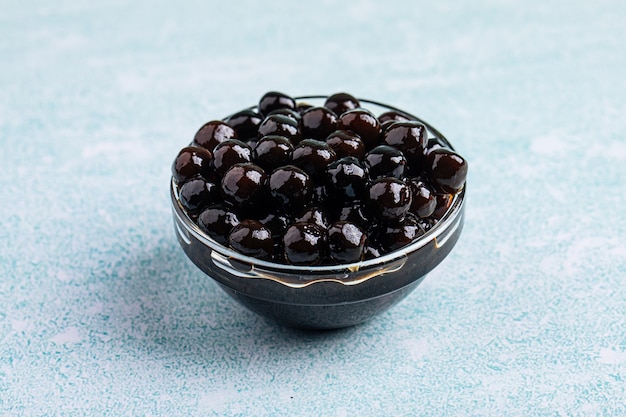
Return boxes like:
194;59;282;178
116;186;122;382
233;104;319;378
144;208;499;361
2;0;626;415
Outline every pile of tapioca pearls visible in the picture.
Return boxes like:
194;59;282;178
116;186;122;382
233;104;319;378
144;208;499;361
172;92;467;265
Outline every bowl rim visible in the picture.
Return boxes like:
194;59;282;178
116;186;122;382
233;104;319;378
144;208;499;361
171;95;466;274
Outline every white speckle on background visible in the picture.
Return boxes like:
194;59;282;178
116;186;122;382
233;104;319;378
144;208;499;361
86;302;104;315
589;142;626;160
609;246;626;258
11;319;29;332
564;237;619;277
51;327;81;345
117;72;149;93
56;269;73;282
529;133;570;155
400;337;430;361
81;141;146;159
198;390;236;411
597;348;626;365
121;302;142;317
336;408;349;417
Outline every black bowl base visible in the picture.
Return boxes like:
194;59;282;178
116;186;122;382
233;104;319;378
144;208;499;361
217;277;426;330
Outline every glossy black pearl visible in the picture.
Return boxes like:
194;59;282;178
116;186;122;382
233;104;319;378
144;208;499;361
379;120;399;141
366;177;412;220
337;109;381;149
327;221;367;264
258;212;291;239
253;135;294;171
377;213;425;252
408;178;436;218
363;243;383;260
326;130;366;159
283;222;325;265
294;207;330;230
257;114;302;144
425;137;448;154
311;184;330;205
426;148;468;194
258;91;296;116
272;242;286;263
221;163;266;207
226;109;263;141
364;145;407;180
197;205;240;244
296;102;313;114
418;217;437;232
382;121;428;164
336;203;369;229
212;139;252;175
291;139;337;179
172;146;213;184
326;157;368;201
431;193;453;220
301;106;338;140
228;219;273;260
266;108;301;123
378;110;410;124
268;165;312;209
193;120;238;152
179;177;219;213
324;92;360;116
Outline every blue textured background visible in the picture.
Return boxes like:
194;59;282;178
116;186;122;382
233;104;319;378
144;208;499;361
2;0;625;415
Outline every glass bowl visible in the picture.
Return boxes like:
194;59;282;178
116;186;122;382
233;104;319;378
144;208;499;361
170;96;466;329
